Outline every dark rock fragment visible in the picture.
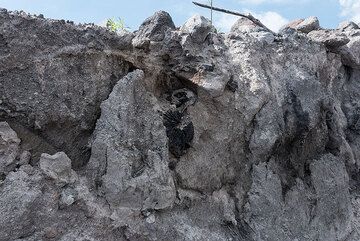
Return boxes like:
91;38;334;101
163;110;194;158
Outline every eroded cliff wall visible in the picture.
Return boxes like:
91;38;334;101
1;8;360;241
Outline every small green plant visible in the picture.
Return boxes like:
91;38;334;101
106;18;126;32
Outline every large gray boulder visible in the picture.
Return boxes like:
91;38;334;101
180;15;216;43
39;152;78;186
339;35;360;68
296;16;320;33
86;70;176;212
308;29;350;48
0;169;42;240
230;17;275;44
338;21;360;31
280;16;320;34
231;17;266;33
132;11;175;49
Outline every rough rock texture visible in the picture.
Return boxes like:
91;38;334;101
280;16;320;34
132;11;175;49
0;121;20;176
338;21;360;31
231;17;275;44
2;8;360;241
0;9;133;168
86;70;176;212
296;16;320;33
308;29;350;48
39;152;78;186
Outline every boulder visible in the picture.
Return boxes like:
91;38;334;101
338;21;360;31
279;19;304;33
308;29;350;48
230;17;266;33
280;17;320;34
86;70;176;211
250;31;275;44
0;170;42;240
39;152;77;186
180;15;216;43
0;122;20;174
339;36;360;68
296;16;320;33
132;11;175;49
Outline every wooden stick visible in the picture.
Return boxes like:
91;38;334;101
192;1;274;33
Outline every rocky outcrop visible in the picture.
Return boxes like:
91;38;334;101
0;9;133;168
307;29;350;48
280;16;320;33
1;8;360;241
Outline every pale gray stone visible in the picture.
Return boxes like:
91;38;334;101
296;16;320;33
0;122;20;174
338;21;359;31
280;17;320;34
231;17;265;33
86;70;176;212
18;150;31;166
180;15;216;43
132;11;175;49
339;36;360;68
308;29;350;48
39;152;77;186
279;18;304;33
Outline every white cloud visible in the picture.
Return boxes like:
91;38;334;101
339;0;360;23
252;11;289;32
238;0;309;5
214;14;240;32
214;11;288;33
238;0;288;4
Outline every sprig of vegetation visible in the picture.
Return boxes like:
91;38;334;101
106;18;127;32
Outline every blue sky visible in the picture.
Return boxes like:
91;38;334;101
0;0;359;32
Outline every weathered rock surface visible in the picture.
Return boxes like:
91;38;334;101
231;17;266;33
1;8;360;241
0;9;132;168
296;16;320;33
308;29;350;48
0;122;20;175
180;15;216;44
338;21;360;31
132;11;175;49
231;17;275;44
280;16;320;33
87;70;176;212
39;152;77;186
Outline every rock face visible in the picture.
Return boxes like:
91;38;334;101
2;8;360;241
0;9;132;168
280;16;320;33
87;70;176;212
308;29;350;48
